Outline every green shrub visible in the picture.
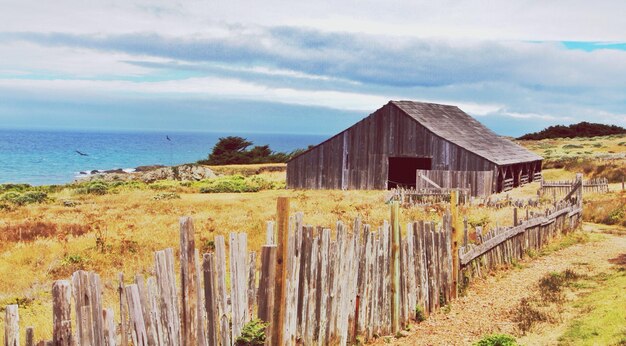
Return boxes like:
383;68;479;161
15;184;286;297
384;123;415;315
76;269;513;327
36;184;65;193
75;181;110;195
199;238;215;253
0;295;35;309
199;175;259;193
62;254;86;265
0;190;49;206
0;183;32;193
0;191;21;202
468;214;490;228
605;206;625;225
415;305;426;322
50;253;90;276
474;334;518;346
73;180;148;195
562;144;584;149
149;180;182;191
197;175;283;193
116;181;146;190
235;319;268;346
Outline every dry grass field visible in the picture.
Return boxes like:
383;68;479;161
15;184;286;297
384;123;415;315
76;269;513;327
0;135;623;342
518;133;626;160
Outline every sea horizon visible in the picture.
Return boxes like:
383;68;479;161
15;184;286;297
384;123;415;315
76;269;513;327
0;128;327;186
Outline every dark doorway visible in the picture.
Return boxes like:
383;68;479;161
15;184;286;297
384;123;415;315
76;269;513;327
388;157;432;189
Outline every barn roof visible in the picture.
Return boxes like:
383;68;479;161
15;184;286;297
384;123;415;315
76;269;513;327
391;100;542;165
288;100;542;166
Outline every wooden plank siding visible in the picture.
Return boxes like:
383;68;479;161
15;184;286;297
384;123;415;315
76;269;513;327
287;101;542;191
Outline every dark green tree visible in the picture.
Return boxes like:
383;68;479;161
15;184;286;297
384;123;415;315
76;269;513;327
201;136;309;165
207;136;253;165
518;122;626;140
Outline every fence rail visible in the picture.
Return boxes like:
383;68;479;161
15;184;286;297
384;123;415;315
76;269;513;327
541;177;608;197
416;169;494;197
386;187;470;206
460;175;583;279
3;186;584;346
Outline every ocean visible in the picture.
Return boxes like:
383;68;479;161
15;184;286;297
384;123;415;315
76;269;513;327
0;128;327;186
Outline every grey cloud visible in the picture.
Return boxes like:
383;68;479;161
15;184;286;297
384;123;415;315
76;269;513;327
3;26;626;90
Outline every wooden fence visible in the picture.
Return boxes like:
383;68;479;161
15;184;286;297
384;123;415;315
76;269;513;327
416;170;494;197
2;203;455;346
541;177;608;197
386;187;470;206
459;176;583;280
3;188;584;346
477;195;542;209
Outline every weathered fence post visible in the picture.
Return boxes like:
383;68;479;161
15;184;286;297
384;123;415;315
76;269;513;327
450;190;459;299
103;308;116;346
266;221;275;245
214;236;230;346
52;280;72;346
202;253;218;346
119;273;128;346
134;275;158;346
25;327;34;346
390;202;401;333
463;216;468;247
258;245;277;344
179;217;204;346
72;271;104;346
125;284;148;346
271;197;290;346
576;173;583;207
513;208;518;226
230;232;249;342
154;248;181;346
25;329;37;346
247;251;257;319
4;304;19;346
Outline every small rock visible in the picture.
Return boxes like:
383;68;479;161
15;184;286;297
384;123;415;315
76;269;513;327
397;330;411;337
135;165;165;172
63;200;79;207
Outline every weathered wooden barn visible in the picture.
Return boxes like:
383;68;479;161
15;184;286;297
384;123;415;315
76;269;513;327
287;100;542;193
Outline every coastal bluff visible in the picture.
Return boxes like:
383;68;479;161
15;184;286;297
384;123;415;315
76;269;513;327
76;164;217;183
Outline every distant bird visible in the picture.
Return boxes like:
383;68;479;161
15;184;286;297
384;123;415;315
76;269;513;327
166;135;171;141
75;150;89;156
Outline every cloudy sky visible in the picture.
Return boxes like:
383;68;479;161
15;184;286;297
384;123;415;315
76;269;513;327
1;0;625;136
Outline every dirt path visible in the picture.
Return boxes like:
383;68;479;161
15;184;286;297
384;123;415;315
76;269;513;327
372;224;626;345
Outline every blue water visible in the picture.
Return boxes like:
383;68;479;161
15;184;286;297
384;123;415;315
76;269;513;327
0;129;327;185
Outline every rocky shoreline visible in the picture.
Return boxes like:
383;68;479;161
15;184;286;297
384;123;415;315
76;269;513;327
75;164;217;183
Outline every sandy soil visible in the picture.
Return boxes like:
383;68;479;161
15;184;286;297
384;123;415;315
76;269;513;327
371;223;626;345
